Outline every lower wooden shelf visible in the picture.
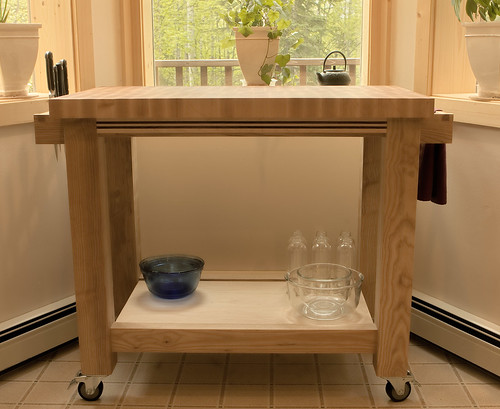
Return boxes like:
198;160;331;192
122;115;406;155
111;277;378;354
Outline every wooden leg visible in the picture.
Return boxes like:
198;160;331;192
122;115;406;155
359;136;382;316
64;120;116;376
105;137;140;316
374;118;421;378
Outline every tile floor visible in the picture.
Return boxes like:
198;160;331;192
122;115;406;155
0;334;498;408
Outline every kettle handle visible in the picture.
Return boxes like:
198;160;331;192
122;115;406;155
322;50;348;72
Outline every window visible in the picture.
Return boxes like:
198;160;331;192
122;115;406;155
152;0;363;86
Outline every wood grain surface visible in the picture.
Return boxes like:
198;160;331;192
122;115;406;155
48;86;435;121
111;281;377;354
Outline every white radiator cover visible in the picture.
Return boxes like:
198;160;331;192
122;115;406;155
411;290;500;376
0;296;78;372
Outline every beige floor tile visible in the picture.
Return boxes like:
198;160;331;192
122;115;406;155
51;341;80;362
273;384;321;407
360;353;373;364
171;383;221;407
39;360;81;382
407;344;448;364
0;359;47;381
322;384;372;408
320;364;365;385
23;381;75;405
223;384;270;407
226;363;269;385
0;405;16;409
72;382;125;406
273;354;315;364
132;362;179;383
22;405;67;409
362;364;386;385
71;406;116;409
0;381;32;404
317;354;361;364
117;351;141;362
184;353;227;363
179;362;225;384
140;352;183;363
122;383;173;406
105;361;135;383
466;383;500;406
409;363;460;384
229;354;271;364
273;364;318;385
454;363;500;383
418;384;473;407
370;384;422;407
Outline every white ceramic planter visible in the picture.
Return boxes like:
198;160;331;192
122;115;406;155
0;23;41;97
234;27;279;86
464;20;500;99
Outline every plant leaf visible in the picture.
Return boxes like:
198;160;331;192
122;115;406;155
238;25;254;37
275;53;290;68
451;0;462;21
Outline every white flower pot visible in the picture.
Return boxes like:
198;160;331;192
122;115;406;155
0;23;41;97
464;20;500;99
234;27;279;86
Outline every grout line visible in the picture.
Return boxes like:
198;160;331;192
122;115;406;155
313;354;325;408
358;353;377;409
269;354;274;408
166;352;186;408
217;353;230;408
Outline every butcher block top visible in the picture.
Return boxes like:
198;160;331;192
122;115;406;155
47;85;435;122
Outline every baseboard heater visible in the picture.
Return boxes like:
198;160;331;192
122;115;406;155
0;296;78;372
411;290;500;376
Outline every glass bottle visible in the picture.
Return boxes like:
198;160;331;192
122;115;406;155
311;231;332;263
336;231;356;268
287;230;308;271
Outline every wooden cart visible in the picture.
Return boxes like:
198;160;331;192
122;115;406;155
34;85;453;401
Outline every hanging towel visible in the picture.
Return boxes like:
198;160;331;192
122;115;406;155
417;143;447;205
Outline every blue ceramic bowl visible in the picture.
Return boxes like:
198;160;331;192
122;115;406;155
139;254;204;299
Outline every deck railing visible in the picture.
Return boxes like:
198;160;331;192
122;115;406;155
155;58;361;86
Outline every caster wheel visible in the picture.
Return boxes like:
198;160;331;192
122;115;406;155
77;381;104;401
385;380;411;402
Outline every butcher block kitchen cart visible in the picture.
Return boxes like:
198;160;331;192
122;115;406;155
34;85;453;401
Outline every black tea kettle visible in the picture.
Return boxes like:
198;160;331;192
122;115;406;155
316;50;351;86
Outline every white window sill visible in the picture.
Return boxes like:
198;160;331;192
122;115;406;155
0;94;49;127
434;94;500;129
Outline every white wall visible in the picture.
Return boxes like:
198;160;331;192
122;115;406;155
136;136;363;271
414;124;500;325
0;124;74;323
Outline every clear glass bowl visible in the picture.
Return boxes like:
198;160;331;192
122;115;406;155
139;254;204;299
285;263;364;320
296;263;352;288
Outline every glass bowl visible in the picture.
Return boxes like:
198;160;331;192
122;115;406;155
296;263;352;288
139;254;204;299
285;263;364;320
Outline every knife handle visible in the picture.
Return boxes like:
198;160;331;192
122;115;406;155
45;51;55;95
53;65;60;97
61;59;69;95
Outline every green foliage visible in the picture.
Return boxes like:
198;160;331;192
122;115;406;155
222;0;301;84
153;0;362;86
0;0;9;23
452;0;500;21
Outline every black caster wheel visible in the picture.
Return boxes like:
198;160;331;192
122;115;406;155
77;381;104;401
385;380;411;402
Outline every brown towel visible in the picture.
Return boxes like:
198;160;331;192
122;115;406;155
418;143;447;205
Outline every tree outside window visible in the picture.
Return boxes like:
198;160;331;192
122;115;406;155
153;0;362;86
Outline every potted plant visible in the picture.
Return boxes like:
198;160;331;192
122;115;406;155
222;0;303;85
0;0;42;97
452;0;500;99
